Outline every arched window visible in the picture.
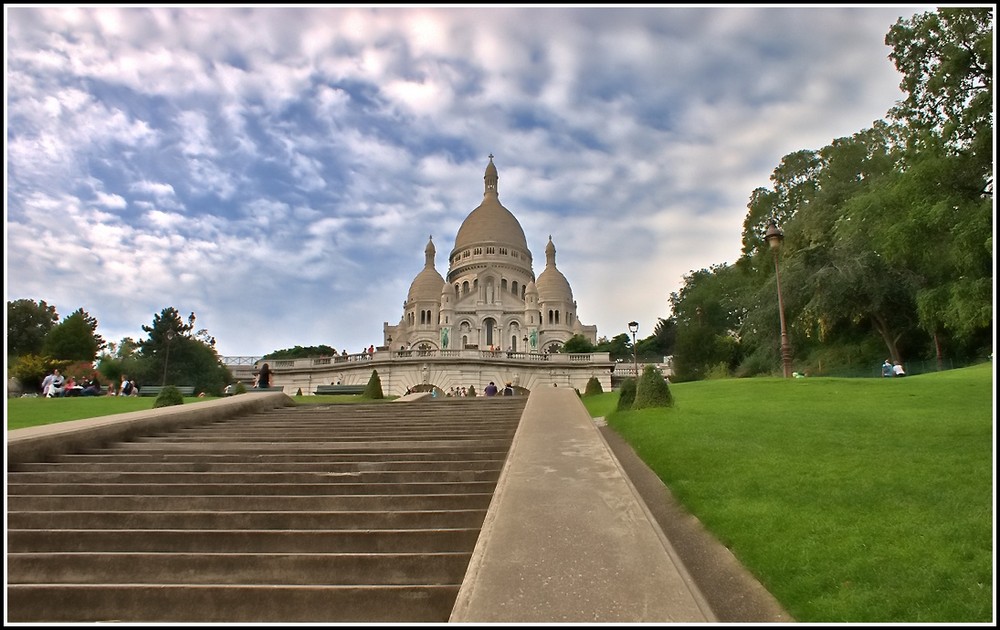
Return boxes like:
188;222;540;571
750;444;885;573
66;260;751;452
484;318;496;346
462;281;470;295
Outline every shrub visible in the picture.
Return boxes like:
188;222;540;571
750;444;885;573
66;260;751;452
152;385;185;408
616;377;637;411
234;381;248;395
363;370;384;399
633;364;674;410
705;362;731;380
584;376;604;397
296;387;303;396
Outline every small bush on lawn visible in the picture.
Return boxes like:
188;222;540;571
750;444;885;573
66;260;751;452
616;378;637;411
633;364;674;410
153;385;184;408
234;381;247;395
584;376;604;397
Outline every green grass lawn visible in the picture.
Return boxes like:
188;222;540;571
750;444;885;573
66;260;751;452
583;362;994;623
8;366;993;622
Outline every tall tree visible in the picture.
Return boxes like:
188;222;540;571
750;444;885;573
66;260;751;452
6;299;59;358
136;307;231;394
41;308;105;362
885;7;994;177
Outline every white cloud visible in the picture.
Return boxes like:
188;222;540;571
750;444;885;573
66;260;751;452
5;5;927;356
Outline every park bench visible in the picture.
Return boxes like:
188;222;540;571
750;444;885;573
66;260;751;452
314;384;366;396
139;386;195;397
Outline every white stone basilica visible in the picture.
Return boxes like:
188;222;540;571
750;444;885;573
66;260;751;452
265;156;612;396
383;156;598;354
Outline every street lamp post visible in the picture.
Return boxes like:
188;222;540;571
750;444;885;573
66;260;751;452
765;220;793;378
162;329;176;386
628;321;639;378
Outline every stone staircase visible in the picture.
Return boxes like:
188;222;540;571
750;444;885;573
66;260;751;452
6;397;526;622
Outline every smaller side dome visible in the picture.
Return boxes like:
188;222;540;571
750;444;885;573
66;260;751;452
535;236;573;303
407;236;446;302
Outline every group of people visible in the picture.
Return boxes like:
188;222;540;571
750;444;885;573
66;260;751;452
881;359;906;377
41;369;136;397
445;382;514;398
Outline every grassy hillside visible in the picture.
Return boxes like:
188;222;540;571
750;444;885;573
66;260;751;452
584;363;994;622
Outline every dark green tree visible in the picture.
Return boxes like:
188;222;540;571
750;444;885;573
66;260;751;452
616;378;637;411
6;299;59;359
633;364;674;410
42;308;105;362
363;369;384;399
885;7;993;166
135;307;231;394
595;333;631;362
583;376;604;397
669;265;746;380
561;334;597;354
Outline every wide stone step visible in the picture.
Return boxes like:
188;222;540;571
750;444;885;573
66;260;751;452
7;480;499;496
94;439;514;451
7;397;528;623
7;528;483;553
7;509;489;530
7;468;503;484
6;584;460;622
52;450;510;463
8;551;472;585
16;459;504;472
7;492;495;511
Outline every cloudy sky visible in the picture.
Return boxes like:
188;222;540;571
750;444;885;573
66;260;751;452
5;4;930;358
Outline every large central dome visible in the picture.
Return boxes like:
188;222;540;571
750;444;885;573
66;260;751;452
452;155;528;253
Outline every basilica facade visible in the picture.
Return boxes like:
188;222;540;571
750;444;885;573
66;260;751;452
383;156;598;354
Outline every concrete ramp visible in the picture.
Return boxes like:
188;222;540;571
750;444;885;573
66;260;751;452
450;387;715;622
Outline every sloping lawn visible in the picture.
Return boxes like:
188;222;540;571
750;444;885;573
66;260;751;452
584;363;993;623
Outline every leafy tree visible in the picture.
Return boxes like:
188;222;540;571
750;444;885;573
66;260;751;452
363;369;384;399
561;334;597;354
633;364;674;410
42;308;105;362
596;333;631;362
7;299;59;359
95;337;143;389
669;265;746;380
649;317;678;360
885;8;993;168
135;307;232;394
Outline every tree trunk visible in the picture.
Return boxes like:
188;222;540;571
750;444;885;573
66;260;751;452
871;313;900;363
